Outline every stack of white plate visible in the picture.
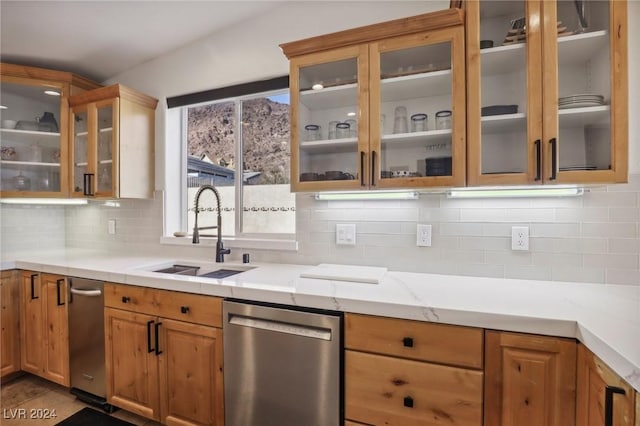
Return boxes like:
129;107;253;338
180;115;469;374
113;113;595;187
558;94;605;109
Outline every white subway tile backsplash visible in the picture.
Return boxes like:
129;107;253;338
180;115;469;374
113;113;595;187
583;191;638;207
530;223;581;238
552;266;606;284
554;207;609;222
609;208;640;222
582;222;638;238
532;252;583;268
608;238;640;254
606;269;640;286
582;253;639;270
440;222;484;236
505;264;552;281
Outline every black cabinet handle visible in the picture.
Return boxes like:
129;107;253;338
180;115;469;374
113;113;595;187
121;296;130;304
549;138;557;180
403;396;414;408
180;306;190;314
56;278;65;306
604;385;625;426
30;274;39;300
402;337;414;348
83;173;95;196
155;322;162;355
360;151;366;186
534;139;541;181
371;151;377;186
147;320;154;353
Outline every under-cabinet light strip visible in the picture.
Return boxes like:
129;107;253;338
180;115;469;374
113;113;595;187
447;186;584;199
0;198;88;205
315;191;419;201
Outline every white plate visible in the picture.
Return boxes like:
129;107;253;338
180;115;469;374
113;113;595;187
558;101;605;109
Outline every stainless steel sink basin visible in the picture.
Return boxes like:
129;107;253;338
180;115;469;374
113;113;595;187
152;263;254;279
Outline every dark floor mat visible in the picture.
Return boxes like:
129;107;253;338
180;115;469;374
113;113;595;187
55;407;135;426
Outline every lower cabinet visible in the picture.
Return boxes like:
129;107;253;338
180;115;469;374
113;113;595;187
345;314;484;426
1;270;20;377
484;330;577;426
19;271;69;386
104;283;224;426
576;343;636;426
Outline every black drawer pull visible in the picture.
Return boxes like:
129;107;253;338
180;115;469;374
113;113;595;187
604;385;625;426
403;396;414;408
180;306;190;314
147;320;154;353
121;296;130;303
402;337;414;348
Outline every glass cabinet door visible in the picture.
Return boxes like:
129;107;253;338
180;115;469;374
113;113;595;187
0;79;66;195
371;26;465;188
96;101;115;196
467;0;542;185
290;45;368;191
70;106;91;196
545;0;626;183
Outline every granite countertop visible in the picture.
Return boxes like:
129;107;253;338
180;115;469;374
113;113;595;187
2;249;639;392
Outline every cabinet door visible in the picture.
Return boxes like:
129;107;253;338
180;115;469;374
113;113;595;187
94;99;117;198
466;0;543;185
42;273;69;386
105;308;160;420
290;45;369;192
70;104;92;197
576;344;635;426
542;0;627;184
0;77;69;196
158;318;224;426
371;25;466;188
1;270;20;377
19;271;43;375
484;331;576;426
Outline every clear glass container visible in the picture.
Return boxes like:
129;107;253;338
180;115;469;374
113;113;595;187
410;113;428;132
435;110;452;130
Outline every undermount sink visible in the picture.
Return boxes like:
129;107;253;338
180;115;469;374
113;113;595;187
152;263;254;279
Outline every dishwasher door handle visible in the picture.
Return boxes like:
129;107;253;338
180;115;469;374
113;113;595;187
229;315;332;341
70;288;102;297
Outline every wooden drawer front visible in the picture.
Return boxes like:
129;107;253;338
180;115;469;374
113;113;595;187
346;351;483;426
104;283;222;327
346;313;483;369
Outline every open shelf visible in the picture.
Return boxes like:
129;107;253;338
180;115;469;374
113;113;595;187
0;160;60;170
558;105;610;127
300;83;358;110
0;128;60;148
381;129;452;148
299;137;358;154
481;113;527;133
381;69;452;101
481;43;526;75
558;30;608;66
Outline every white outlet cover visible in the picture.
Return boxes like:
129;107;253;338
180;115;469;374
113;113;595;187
417;224;432;247
108;219;116;235
511;226;529;251
336;223;356;245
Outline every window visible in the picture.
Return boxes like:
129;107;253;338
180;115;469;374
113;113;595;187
182;88;295;239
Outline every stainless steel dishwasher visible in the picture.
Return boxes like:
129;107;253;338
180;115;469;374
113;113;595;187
68;277;113;412
223;299;343;426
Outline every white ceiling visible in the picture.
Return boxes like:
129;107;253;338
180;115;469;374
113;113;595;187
0;1;284;83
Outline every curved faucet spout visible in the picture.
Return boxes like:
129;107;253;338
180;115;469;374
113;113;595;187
192;185;231;262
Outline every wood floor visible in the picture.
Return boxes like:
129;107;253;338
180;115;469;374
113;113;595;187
0;374;161;426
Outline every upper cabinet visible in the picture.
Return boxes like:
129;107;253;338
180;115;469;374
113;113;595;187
0;63;102;197
69;84;158;199
281;9;466;192
466;0;628;186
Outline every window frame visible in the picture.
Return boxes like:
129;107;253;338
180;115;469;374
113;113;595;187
179;87;296;242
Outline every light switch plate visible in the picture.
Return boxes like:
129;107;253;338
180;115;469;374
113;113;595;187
336;223;356;245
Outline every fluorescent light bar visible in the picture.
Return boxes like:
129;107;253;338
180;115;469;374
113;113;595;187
315;191;419;201
0;198;88;205
44;90;61;96
447;186;584;199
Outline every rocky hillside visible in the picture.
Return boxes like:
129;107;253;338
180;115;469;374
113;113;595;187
187;97;290;184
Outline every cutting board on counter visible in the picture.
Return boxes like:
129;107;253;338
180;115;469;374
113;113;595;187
300;264;388;284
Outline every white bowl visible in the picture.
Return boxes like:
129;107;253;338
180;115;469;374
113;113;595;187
1;119;17;129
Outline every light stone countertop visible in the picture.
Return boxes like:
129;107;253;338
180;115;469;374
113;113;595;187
2;249;639;392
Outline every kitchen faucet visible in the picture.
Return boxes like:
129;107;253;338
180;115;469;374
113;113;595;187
192;185;231;262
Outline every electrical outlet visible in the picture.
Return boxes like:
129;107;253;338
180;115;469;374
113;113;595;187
511;226;529;251
416;224;432;247
336;223;356;245
108;219;116;235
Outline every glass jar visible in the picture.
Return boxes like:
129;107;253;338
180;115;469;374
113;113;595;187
410;113;428;132
435;110;452;130
304;124;321;141
336;122;350;139
393;106;408;134
345;119;357;138
328;121;339;139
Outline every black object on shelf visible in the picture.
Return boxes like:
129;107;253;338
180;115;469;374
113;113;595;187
425;157;452;176
481;105;518;116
